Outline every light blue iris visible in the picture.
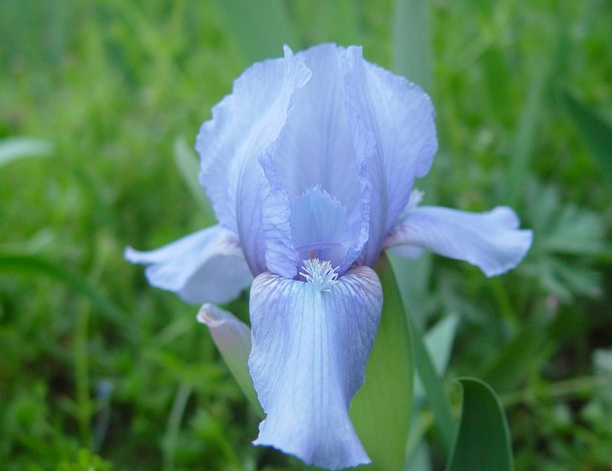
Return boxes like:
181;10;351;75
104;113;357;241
126;44;532;470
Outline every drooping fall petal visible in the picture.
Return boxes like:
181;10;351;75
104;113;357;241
249;264;382;469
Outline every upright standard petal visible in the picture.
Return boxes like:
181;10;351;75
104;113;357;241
249;264;383;470
197;47;311;275
290;186;353;270
385;206;533;276
260;44;372;277
125;225;253;304
342;46;438;266
262;45;366;219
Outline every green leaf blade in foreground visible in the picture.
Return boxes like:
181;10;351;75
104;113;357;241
446;378;514;471
350;254;413;471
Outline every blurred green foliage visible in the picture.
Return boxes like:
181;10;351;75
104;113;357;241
0;0;611;470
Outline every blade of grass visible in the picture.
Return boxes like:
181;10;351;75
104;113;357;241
75;299;92;448
562;91;612;182
331;0;361;46
408;308;455;453
506;56;552;205
163;383;192;471
0;137;52;169
0;254;135;340
210;0;298;63
392;0;432;90
406;314;460;468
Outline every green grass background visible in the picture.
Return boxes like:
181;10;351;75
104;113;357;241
1;0;611;470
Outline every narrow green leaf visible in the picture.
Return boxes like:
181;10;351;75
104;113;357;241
210;0;298;63
392;0;432;91
405;314;459;471
408;310;455;453
563;91;612;181
506;57;551;204
350;254;413;471
405;441;433;471
173;137;215;224
406;315;459;469
446;378;514;471
389;253;433;323
163;383;192;471
414;314;460;401
330;0;361;46
0;137;52;168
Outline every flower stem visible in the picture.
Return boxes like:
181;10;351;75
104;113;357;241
75;301;92;447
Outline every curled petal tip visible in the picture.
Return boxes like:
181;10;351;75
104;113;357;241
123;246;137;262
196;303;227;328
197;303;263;416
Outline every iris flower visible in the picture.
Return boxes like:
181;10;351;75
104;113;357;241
126;44;532;470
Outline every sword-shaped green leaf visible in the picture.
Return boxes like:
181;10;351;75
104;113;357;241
446;378;514;471
350;254;413;471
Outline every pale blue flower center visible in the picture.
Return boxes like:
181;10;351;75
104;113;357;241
295;243;347;270
299;258;339;291
290;186;353;273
